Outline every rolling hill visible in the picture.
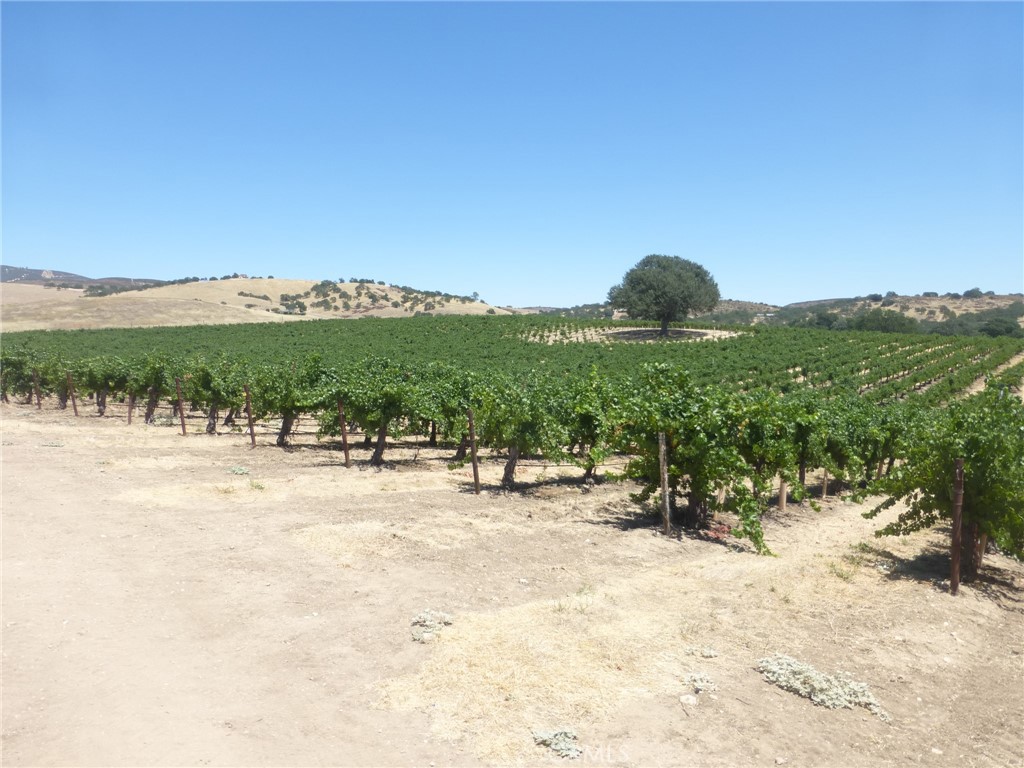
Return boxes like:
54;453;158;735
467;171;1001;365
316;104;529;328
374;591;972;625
0;275;513;332
1;265;1020;333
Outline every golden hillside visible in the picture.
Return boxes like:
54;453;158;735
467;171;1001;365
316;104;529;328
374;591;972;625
0;278;512;332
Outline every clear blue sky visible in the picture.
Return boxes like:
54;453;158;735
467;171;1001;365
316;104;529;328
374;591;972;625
3;1;1022;308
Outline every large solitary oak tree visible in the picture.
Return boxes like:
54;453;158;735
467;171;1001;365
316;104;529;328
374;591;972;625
608;255;720;335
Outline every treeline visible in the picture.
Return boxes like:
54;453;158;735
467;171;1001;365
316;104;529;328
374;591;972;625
921;302;1024;337
82;274;280;297
538;303;616;319
793;303;1024;337
83;276;203;297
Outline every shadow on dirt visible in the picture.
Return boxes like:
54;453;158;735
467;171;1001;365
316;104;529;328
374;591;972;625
271;436;466;470
855;541;1023;612
969;566;1024;612
452;474;597;496
581;504;751;552
603;328;715;343
582;505;661;531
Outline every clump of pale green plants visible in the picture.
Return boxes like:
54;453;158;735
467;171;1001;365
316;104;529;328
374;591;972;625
758;653;890;722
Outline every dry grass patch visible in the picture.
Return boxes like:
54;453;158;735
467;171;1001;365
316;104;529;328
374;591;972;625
293;514;522;567
371;503;928;763
377;582;688;762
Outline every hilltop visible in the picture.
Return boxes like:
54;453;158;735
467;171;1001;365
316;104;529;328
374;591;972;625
760;291;1024;336
0;275;512;332
777;291;1022;322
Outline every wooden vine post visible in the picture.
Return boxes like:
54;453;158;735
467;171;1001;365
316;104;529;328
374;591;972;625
950;458;965;596
820;469;829;500
243;385;256;448
658;432;671;536
337;399;351;468
467;408;481;495
174;377;187;436
32;369;42;409
127;393;135;425
66;372;79;417
778;478;788;512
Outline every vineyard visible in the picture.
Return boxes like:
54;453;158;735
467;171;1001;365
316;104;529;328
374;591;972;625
3;316;1023;559
4;315;1024;766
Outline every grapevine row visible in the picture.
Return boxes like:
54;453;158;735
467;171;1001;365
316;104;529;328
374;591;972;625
4;342;1021;556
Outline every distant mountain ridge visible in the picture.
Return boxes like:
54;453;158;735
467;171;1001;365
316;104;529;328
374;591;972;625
0;265;161;287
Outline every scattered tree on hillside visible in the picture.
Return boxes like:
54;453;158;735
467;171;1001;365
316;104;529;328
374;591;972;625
849;308;920;334
979;317;1022;338
607;255;720;336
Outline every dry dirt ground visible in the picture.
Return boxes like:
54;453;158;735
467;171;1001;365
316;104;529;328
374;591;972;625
529;328;739;345
2;401;1022;768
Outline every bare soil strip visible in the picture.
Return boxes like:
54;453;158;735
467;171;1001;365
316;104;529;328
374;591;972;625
964;349;1024;396
2;403;1021;767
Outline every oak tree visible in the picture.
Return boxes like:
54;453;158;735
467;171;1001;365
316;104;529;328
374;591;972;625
608;255;720;335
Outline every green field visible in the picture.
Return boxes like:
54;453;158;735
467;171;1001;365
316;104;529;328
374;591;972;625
4;314;1022;396
3;315;1022;560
